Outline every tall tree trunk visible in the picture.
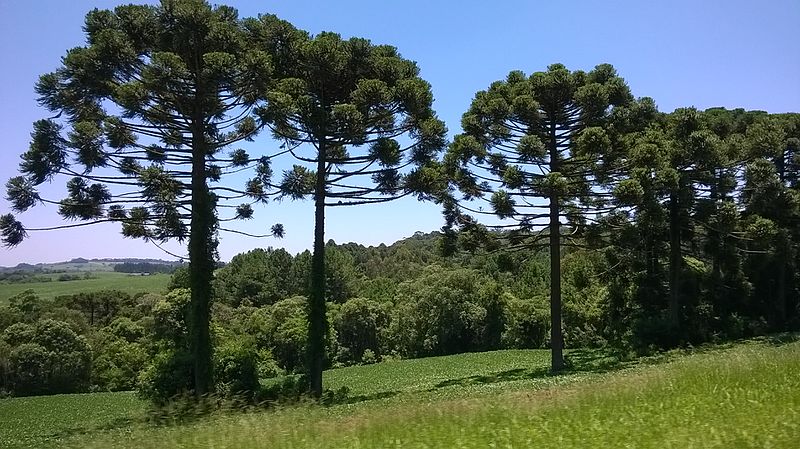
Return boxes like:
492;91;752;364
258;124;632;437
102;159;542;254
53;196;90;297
668;189;682;329
188;120;214;396
548;122;563;372
774;232;789;329
309;139;328;398
709;174;722;311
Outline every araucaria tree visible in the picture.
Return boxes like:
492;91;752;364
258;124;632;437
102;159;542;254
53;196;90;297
1;0;296;395
445;64;648;371
260;32;447;396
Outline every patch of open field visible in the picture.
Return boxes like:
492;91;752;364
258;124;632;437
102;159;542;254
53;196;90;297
0;272;170;303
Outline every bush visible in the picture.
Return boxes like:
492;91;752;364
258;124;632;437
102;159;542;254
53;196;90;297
561;251;608;348
167;266;191;291
388;266;505;357
137;348;193;403
248;296;337;373
7;343;50;396
502;295;549;349
214;339;259;397
249;297;309;372
4;319;92;396
333;298;390;364
92;333;147;391
106;317;146;343
151;289;190;345
255;373;309;404
2;323;35;347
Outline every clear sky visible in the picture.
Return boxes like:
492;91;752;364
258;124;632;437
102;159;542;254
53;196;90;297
1;0;798;266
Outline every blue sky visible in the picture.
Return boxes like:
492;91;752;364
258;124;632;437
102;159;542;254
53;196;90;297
1;0;798;265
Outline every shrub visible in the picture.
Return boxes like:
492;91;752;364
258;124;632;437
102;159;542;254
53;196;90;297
388;266;505;357
333;298;390;364
7;343;50;396
2;322;34;347
502;295;549;349
214;339;259;397
137;348;193;403
255;373;309;404
249;297;309;372
92;334;147;391
3;319;92;396
106;317;145;343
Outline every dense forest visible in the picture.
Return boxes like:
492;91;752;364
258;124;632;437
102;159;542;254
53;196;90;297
0;0;797;402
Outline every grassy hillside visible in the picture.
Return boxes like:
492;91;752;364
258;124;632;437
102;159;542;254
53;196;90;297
1;337;797;448
0;272;170;303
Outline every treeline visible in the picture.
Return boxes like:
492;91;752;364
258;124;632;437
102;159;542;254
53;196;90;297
113;262;182;274
1;211;798;398
0;234;558;397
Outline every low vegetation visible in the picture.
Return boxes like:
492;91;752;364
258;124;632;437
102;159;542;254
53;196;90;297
0;337;795;448
0;272;170;303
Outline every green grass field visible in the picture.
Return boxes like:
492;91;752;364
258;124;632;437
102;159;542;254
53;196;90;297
0;272;170;303
1;337;797;448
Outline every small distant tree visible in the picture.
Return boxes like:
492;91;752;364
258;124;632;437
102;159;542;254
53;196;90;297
259;32;446;396
0;1;298;395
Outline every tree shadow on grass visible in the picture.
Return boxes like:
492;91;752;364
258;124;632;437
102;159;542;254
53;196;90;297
44;416;142;443
432;366;553;389
338;390;399;405
429;348;633;391
758;332;800;347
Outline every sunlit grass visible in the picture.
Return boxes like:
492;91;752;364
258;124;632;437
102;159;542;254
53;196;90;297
0;272;170;303
0;392;146;449
46;338;799;449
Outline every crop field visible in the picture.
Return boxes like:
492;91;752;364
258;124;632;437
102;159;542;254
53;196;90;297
0;272;170;303
1;338;797;449
0;392;146;448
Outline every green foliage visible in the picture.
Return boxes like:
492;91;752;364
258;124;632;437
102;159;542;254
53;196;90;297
2;319;92;396
501;295;549;349
91;335;147;391
248;296;314;373
215;248;296;306
332;298;390;364
213;339;260;397
136;348;193;403
388;266;505;357
167;266;190;291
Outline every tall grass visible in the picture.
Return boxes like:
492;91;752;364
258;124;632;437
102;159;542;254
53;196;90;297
63;339;799;448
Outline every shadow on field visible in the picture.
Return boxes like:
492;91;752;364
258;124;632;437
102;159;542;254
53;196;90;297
432;366;553;389
429;348;631;391
340;390;399;405
760;332;800;346
47;416;141;442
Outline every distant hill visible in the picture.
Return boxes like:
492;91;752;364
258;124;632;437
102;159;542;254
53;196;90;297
1;258;183;274
1;231;441;274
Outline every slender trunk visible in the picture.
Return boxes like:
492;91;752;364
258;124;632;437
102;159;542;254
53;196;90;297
775;232;788;329
188;114;214;396
776;150;786;184
709;175;722;309
668;189;681;329
548;121;563;372
309;139;328;398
